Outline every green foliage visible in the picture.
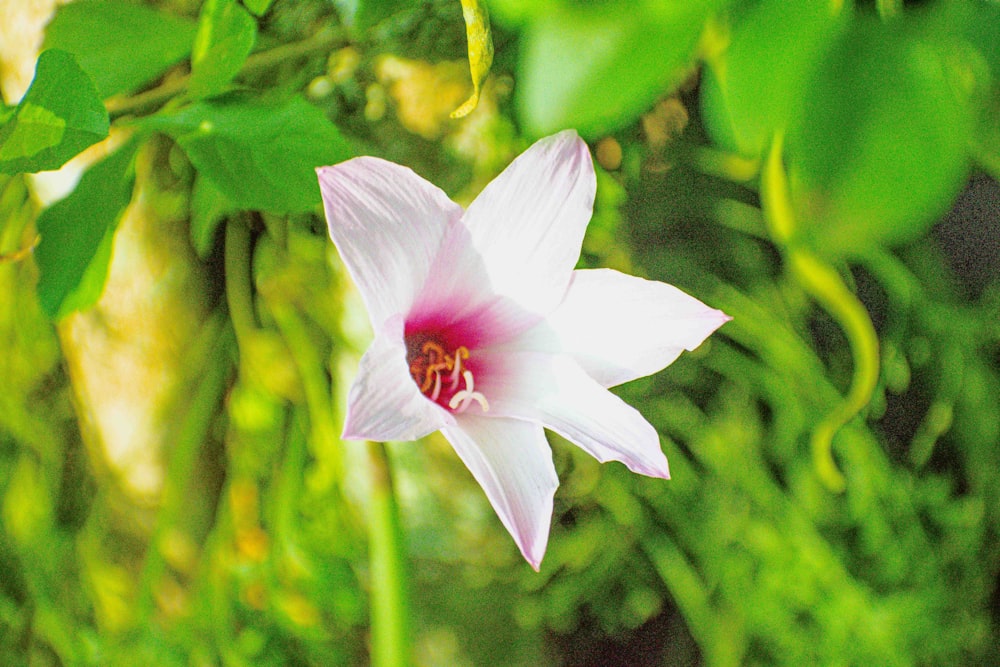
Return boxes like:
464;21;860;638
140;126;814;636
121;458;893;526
34;140;137;318
0;50;108;175
189;173;232;258
332;0;413;33
43;0;197;98
189;0;258;100
937;0;1000;178
145;94;353;213
512;0;724;138
788;16;974;255
700;0;847;157
2;0;999;665
243;0;275;17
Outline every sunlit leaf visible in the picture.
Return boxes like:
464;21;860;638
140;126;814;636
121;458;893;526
189;0;258;100
146;94;353;213
0;50;108;175
517;1;722;138
788;18;973;255
56;220;117;317
43;0;197;98
35;140;138;319
701;0;846;157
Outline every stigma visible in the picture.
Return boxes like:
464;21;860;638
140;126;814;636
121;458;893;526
408;339;489;413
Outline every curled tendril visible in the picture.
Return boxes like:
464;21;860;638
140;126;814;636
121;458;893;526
761;133;880;493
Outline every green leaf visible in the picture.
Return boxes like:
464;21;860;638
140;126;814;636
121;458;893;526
189;0;258;100
56;220;117;317
788;18;974;255
0;50;108;175
974;90;1000;180
190;173;232;258
700;0;847;157
517;1;722;138
944;0;1000;178
43;0;197;98
242;0;274;16
332;0;412;32
486;0;556;26
146;94;353;213
35;140;138;319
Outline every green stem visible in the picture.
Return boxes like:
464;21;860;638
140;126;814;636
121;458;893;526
367;441;410;667
642;533;744;667
268;301;341;476
0;176;36;261
106;27;344;119
788;250;880;492
224;216;257;345
135;313;234;617
761;134;880;492
690;145;760;184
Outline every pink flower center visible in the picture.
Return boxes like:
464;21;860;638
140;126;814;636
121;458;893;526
406;335;489;413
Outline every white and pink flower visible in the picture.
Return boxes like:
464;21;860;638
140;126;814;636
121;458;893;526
317;130;729;569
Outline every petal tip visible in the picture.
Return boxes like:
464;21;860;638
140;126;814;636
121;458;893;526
683;307;732;352
518;538;547;571
340;417;368;442
639;451;670;480
315;163;337;181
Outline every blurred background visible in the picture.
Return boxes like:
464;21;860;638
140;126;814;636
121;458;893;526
0;0;998;664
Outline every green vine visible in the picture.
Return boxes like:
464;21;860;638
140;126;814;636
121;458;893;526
761;134;881;492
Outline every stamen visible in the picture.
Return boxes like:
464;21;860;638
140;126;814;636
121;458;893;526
410;339;488;412
448;370;490;413
448;346;469;391
429;370;443;401
415;342;447;392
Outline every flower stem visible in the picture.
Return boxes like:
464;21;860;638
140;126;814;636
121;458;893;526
366;441;410;667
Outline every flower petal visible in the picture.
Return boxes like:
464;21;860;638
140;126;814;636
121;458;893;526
317;158;463;327
482;353;669;479
513;269;730;387
458;130;596;316
441;415;558;570
407;223;546;349
342;316;454;441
